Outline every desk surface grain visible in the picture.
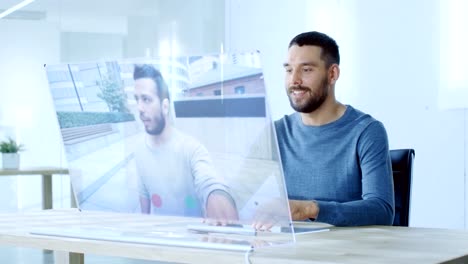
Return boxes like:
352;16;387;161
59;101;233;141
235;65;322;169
0;209;467;264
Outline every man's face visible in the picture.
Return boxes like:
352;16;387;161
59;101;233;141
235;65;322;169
134;78;166;135
283;45;330;113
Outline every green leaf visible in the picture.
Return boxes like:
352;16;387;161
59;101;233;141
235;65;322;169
0;138;25;153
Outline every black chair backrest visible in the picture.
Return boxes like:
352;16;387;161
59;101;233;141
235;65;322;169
390;149;415;226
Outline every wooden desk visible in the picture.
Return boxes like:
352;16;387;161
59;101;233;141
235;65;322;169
0;167;70;209
0;209;468;264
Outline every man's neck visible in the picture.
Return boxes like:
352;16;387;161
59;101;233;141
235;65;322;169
300;100;347;126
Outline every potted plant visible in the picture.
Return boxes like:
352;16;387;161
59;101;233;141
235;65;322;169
0;138;25;170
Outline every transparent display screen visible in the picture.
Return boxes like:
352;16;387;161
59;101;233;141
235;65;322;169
44;51;295;249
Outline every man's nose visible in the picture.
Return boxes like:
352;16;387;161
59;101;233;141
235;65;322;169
136;101;144;112
291;71;302;86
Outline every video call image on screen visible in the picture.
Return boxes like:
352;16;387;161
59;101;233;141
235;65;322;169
45;51;292;232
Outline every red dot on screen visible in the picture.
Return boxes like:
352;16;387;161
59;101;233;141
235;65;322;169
151;194;162;208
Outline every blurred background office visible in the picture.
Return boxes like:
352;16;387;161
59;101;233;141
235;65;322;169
0;0;467;231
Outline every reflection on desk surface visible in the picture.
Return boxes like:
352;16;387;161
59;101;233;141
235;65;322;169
30;225;257;251
29;220;329;252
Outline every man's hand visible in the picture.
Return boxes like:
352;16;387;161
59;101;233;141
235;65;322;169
289;200;319;221
251;199;319;230
204;191;239;225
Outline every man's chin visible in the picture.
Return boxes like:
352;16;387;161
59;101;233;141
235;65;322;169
290;101;308;112
291;102;320;114
146;127;164;136
144;126;156;135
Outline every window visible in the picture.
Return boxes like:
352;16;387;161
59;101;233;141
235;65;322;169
234;86;245;94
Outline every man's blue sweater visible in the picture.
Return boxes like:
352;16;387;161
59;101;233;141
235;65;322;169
275;105;395;226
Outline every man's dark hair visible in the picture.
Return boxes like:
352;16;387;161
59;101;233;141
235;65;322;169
133;64;170;101
288;31;340;68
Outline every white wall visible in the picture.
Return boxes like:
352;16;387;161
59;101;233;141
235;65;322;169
61;32;124;62
225;0;467;229
125;0;224;58
0;19;63;166
0;19;67;210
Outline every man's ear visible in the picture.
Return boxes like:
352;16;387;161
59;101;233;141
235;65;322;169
328;64;340;85
162;98;170;116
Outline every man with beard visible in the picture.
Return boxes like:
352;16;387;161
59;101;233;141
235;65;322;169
273;31;394;227
133;64;238;225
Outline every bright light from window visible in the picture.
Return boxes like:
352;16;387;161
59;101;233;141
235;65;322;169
439;0;468;109
158;39;170;57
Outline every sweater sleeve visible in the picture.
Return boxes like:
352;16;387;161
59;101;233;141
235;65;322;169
189;140;232;212
315;121;395;226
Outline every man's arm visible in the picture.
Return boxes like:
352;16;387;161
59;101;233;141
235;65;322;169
190;142;239;224
313;121;395;226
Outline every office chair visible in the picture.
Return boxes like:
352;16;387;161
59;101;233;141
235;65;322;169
390;149;415;227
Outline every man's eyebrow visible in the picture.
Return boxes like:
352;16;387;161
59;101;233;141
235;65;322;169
283;62;319;67
301;62;319;67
